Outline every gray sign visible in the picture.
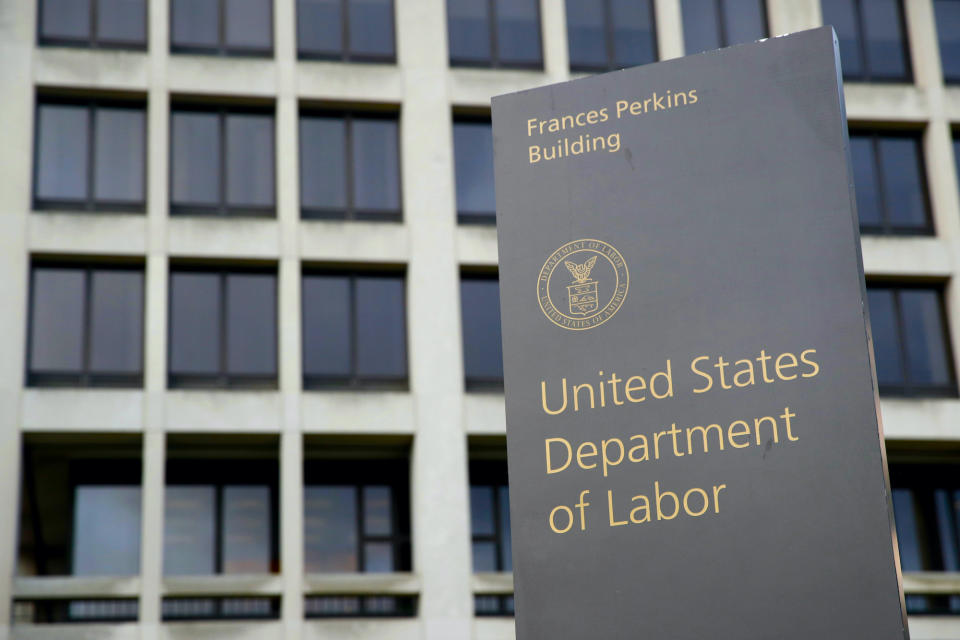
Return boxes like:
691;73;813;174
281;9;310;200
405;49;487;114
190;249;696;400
492;27;908;639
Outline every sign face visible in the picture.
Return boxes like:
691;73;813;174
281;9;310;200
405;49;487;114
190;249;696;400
492;27;909;639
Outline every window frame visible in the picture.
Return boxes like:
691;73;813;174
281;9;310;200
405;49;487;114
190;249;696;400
852;130;933;236
452;115;496;225
460;272;504;390
469;460;511;573
448;0;545;70
567;0;659;72
167;265;279;389
33;96;147;213
301;269;409;390
936;0;960;84
868;283;958;398
296;0;397;63
169;0;275;57
169;104;277;218
682;0;768;54
37;0;148;50
26;262;145;388
826;0;913;83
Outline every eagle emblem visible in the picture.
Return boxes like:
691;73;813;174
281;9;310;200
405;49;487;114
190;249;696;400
564;256;597;284
564;256;599;315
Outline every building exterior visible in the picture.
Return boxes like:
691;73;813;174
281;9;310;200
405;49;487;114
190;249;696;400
0;1;958;639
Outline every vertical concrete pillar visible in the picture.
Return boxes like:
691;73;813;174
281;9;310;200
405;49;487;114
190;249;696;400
655;0;685;60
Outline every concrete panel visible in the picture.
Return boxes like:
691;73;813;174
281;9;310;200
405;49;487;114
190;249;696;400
21;390;144;432
907;617;960;640
300;392;415;434
845;84;931;123
163;575;283;597
302;620;420;640
34;49;148;92
12;624;140;640
167;218;280;260
449;70;554;109
456;226;498;267
296;64;404;104
303;572;420;595
165;391;282;432
167;58;278;98
161;622;284;640
860;236;955;277
298;221;409;264
881;398;960;441
12;576;140;599
462;395;505;435
473;619;516;640
28;213;147;256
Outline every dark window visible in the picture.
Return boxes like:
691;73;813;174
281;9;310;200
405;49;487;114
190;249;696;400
470;460;511;572
566;0;657;71
461;276;503;389
822;0;911;82
168;267;277;388
304;459;411;573
850;132;931;235
171;106;275;217
163;597;280;621
867;285;956;397
34;98;146;212
165;456;279;576
27;264;144;387
170;0;273;56
681;0;766;54
13;599;139;624
475;594;514;616
299;111;401;221
890;463;960;614
936;0;960;83
297;0;396;62
447;0;542;68
453;119;495;224
302;271;407;388
39;0;147;48
305;595;417;618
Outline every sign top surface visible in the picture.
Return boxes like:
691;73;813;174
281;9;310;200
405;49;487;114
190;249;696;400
492;27;908;639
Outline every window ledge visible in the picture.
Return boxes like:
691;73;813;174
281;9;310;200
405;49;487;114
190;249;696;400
13;576;141;599
903;572;960;594
163;574;282;596
472;572;513;595
303;572;419;595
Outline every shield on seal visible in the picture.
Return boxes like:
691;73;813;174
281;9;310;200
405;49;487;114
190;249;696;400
567;280;599;315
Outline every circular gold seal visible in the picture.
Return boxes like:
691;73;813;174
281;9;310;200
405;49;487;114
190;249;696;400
537;239;629;331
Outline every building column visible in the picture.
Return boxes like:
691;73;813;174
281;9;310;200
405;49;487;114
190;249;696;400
655;0;685;60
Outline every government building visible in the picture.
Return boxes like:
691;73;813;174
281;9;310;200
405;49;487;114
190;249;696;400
0;1;959;639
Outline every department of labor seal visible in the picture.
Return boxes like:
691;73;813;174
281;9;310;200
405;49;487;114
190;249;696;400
537;239;629;331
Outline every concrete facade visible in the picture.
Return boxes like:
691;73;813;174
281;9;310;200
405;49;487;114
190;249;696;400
0;0;958;639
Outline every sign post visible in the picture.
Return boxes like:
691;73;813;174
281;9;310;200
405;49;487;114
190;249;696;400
492;27;908;639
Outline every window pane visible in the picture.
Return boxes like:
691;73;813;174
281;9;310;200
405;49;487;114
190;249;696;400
94;108;145;203
225;0;273;50
495;0;541;65
822;0;863;78
850;136;881;227
37;105;89;202
226;114;274;208
302;276;352;377
30;268;86;373
461;279;503;382
867;288;904;386
470;486;495;536
862;0;909;79
936;0;960;81
900;290;952;386
97;0;147;43
363;542;393;572
498;486;511;571
349;0;394;57
41;0;91;40
352;119;400;212
305;487;358;572
298;0;342;55
472;541;497;572
722;0;766;46
169;272;221;375
171;0;219;48
72;486;141;576
222;486;271;574
877;137;927;229
682;0;721;54
453;122;495;218
892;489;924;571
89;270;143;374
363;486;392;535
171;112;221;206
611;0;656;67
934;489;960;571
300;116;347;211
565;0;606;69
355;277;407;378
164;486;216;575
447;0;491;62
225;273;276;376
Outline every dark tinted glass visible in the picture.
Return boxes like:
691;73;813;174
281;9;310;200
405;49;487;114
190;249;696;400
222;486;271;574
850;135;881;227
363;542;393;572
822;0;909;80
72;486;141;576
867;288;903;386
226;114;275;207
447;0;491;62
824;0;863;77
453;121;495;220
461;278;503;384
36;105;89;202
224;0;273;50
298;0;341;55
171;112;221;206
900;290;952;386
363;486;392;536
936;0;960;81
355;277;406;378
565;0;606;69
89;270;143;374
169;272;221;375
722;0;766;46
302;275;352;378
226;274;276;376
610;0;656;67
498;486;511;570
164;486;216;575
892;488;923;571
496;0;541;65
171;0;220;48
878;137;927;228
97;0;147;44
41;0;91;40
471;486;495;536
94;108;145;203
304;487;358;572
352;119;400;212
29;268;86;373
683;0;765;54
682;0;721;53
349;0;395;57
300;117;347;211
